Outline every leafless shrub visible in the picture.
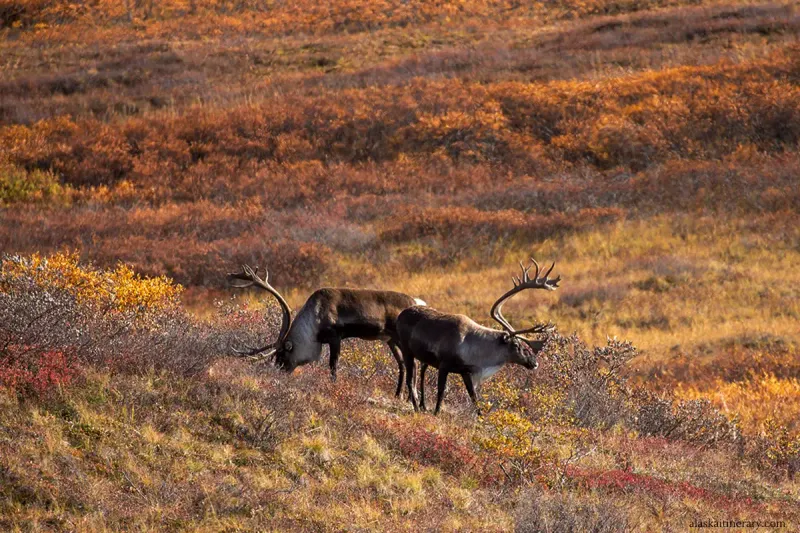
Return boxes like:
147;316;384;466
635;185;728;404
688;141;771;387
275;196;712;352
536;334;739;448
0;261;219;380
283;209;377;252
632;390;740;446
212;296;285;360
515;487;629;533
537;334;638;430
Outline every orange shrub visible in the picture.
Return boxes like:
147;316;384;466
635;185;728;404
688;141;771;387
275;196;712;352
1;251;181;312
676;374;800;434
0;0;54;29
2;46;799;202
643;336;800;389
1;0;693;40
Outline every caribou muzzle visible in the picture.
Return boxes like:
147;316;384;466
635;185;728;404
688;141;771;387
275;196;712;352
274;353;296;372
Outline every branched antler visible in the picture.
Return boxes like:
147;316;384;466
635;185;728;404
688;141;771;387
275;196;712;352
490;257;560;337
227;264;293;357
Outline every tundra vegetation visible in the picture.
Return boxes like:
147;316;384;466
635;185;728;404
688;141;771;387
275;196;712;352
1;0;799;530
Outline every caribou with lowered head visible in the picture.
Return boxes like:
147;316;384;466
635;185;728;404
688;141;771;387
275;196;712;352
397;258;560;415
228;264;426;395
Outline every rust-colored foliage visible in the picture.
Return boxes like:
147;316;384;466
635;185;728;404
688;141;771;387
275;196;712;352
1;12;798;284
0;0;708;39
367;417;485;477
3;47;800;189
0;347;76;397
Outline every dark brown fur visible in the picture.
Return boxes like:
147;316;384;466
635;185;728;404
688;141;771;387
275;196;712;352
229;265;424;396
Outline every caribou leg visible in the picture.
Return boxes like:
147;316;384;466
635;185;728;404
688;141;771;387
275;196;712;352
405;356;420;412
419;363;428;412
328;338;341;382
434;370;449;415
388;340;405;398
461;373;480;415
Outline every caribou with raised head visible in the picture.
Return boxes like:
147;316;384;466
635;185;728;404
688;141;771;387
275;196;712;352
397;258;560;415
228;264;425;395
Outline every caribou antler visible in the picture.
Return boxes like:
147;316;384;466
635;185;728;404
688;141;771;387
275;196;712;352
229;341;278;360
490;257;560;337
509;322;557;336
227;263;293;357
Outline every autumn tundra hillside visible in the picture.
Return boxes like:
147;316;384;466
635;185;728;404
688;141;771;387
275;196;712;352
1;0;799;530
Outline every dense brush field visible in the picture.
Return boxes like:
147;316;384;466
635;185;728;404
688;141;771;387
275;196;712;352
1;0;799;530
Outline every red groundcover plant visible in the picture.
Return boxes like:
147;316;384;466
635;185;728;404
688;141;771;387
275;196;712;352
0;346;77;396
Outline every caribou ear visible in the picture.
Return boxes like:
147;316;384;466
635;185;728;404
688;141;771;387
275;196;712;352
284;340;293;352
500;333;512;344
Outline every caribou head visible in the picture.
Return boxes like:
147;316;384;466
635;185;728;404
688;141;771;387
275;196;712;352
227;264;312;371
489;257;561;369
